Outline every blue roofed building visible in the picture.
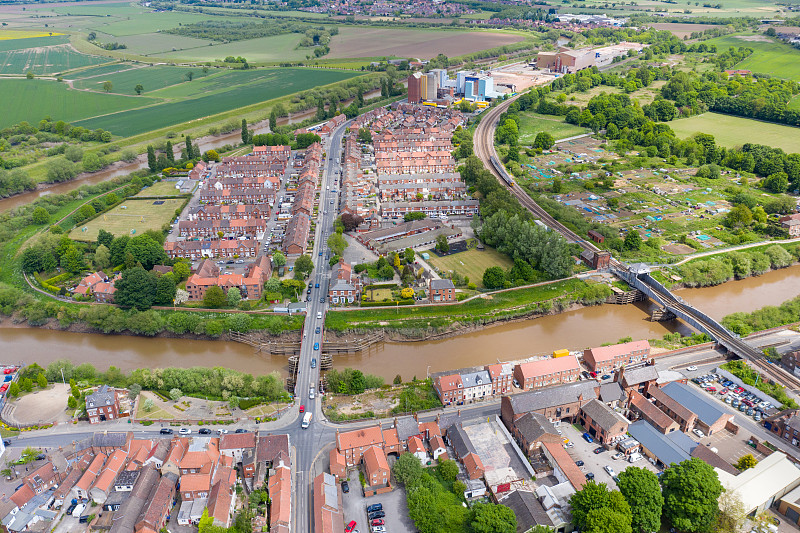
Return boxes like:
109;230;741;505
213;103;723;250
660;382;734;435
627;420;698;469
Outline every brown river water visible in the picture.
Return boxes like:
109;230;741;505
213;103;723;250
2;265;798;380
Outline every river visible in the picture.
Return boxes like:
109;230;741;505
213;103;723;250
2;265;799;380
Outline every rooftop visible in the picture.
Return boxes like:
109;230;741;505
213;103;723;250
661;382;730;426
716;452;800;514
506;381;598;413
627;421;695;467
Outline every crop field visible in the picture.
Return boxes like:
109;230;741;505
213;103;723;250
0;35;68;51
704;34;800;81
161;34;307;63
426;248;513;288
70;198;182;242
0;79;153;129
0;30;64;40
71;64;212;95
109;33;216;57
73;67;361;136
326;26;525;60
0;43;109;75
668;113;800;153
518;113;590;144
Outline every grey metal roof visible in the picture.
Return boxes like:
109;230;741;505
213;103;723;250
580;399;625;432
321;473;339;510
447;425;476;459
627;421;693;467
661;382;729;426
507;381;598;414
515;412;558;444
430;279;455;290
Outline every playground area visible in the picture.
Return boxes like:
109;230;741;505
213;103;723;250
69;198;182;242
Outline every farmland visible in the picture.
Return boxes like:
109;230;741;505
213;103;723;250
426;248;514;288
704;33;800;81
668;113;800;153
0;78;154;129
0;30;64;40
518;113;590;144
325;26;525;60
72;68;361;137
69;198;184;242
71;64;213;95
0;43;109;75
161;34;308;63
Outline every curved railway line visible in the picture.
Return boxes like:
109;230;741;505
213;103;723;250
473;96;800;395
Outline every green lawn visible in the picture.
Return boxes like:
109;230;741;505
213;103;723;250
135;180;189;197
426;247;513;288
518;112;590;144
69;198;184;242
0;78;155;128
705;34;800;81
667;113;800;153
73;67;361;136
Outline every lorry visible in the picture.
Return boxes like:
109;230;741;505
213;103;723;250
301;412;312;429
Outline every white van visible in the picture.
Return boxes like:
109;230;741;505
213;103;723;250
316;311;322;320
628;453;643;463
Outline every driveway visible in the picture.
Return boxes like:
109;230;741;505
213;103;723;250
341;469;414;533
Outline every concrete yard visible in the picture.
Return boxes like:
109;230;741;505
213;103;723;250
462;418;533;488
341;469;413;533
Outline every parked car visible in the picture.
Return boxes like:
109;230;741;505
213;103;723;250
601;374;611;380
686;365;698;371
576;460;585;467
604;465;615;476
370;519;384;527
368;511;385;520
582;432;594;443
342;481;350;493
706;387;717;393
346;521;357;533
179;428;191;435
199;428;212;435
366;504;383;514
235;429;248;434
585;472;595;480
593;447;605;454
692;429;705;438
372;527;386;533
160;428;173;435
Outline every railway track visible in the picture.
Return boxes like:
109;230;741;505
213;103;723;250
473;97;800;395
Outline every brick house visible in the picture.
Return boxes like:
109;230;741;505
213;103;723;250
434;374;464;405
329;449;346;480
513;355;581;390
510;412;562;455
328;261;361;304
336;425;402;467
486;363;514;395
578;399;628;446
86;385;120;424
647;385;697;432
429;279;455;303
500;381;599;426
616;365;658;395
363;446;390;487
764;410;800;446
283;214;311;256
627;391;680;434
583;340;651;374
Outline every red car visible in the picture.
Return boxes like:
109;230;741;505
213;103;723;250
735;387;745;394
345;521;357;533
706;387;716;393
299;405;305;413
719;388;728;395
371;519;385;527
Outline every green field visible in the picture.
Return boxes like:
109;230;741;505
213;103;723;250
135;181;189;197
426;248;514;288
110;33;216;56
72;64;213;95
518;113;590;144
705;34;800;81
667;113;800;153
73;68;361;136
0;78;155;128
0;43;108;75
161;33;307;63
0;35;68;51
70;198;183;242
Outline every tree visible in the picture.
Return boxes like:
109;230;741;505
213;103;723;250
26;70;33;80
31;206;50;225
327;233;348;256
715;489;747;533
143;398;154;411
437;459;459;481
61;246;85;274
7;382;19;398
357;128;372;143
533;132;555;150
734;454;757;471
36;373;47;389
169;388;182;401
124;234;168;270
97;229;114;248
617;467;663;533
294;255;314;278
435;234;449;254
21;378;33;392
185;135;195;160
114;266;157;310
134;84;144;95
404;247;415;263
269;109;278;131
661;458;723;533
68;396;78;409
392;453;423;486
471;503;517;533
726;204;753;228
128;383;142;399
92;244;112;271
82;152;103;172
227;286;242;307
154;274;177;305
172;261;190;282
624;230;642;251
46;158;78;182
102;80;113;93
404;212;426;222
174;288;189;306
570;482;632;533
340;213;364;231
241;118;249;145
393;374;403;385
147;145;157;172
764;171;789;193
483;266;506;289
272;251;286;268
400;287;415;299
203;286;227;309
